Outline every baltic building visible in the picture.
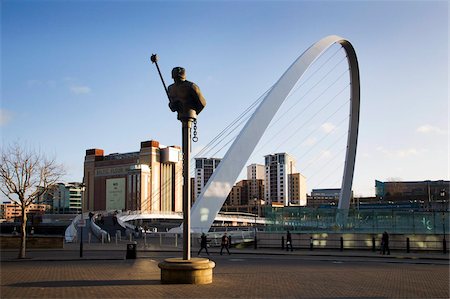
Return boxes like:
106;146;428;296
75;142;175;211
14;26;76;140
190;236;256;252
83;140;183;213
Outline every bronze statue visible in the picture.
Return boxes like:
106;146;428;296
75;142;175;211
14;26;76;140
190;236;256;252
168;67;206;121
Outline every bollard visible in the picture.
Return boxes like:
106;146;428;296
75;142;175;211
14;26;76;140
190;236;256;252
129;233;132;242
281;236;285;250
443;237;447;254
88;232;92;244
309;236;313;251
406;237;410;253
254;235;258;249
144;233;147;247
175;233;178;247
372;237;375;252
101;233;104;244
126;242;137;259
160;233;162;246
115;232;118;245
340;237;344;251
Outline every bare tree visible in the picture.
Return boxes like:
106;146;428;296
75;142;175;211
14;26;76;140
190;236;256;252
0;143;65;258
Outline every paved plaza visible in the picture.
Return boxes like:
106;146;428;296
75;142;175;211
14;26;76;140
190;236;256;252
1;246;449;298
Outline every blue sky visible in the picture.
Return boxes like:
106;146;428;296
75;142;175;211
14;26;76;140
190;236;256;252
1;0;448;197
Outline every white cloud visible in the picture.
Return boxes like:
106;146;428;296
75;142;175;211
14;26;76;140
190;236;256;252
396;148;419;158
376;146;420;158
361;152;371;158
321;122;336;133
27;79;56;88
63;77;91;95
319;150;332;160
416;124;445;135
70;85;91;94
302;137;317;146
0;109;13;126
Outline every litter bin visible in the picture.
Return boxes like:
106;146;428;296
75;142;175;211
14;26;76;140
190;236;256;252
126;242;137;259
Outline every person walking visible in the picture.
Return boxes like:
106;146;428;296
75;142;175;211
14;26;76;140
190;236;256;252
220;232;231;255
198;233;210;256
286;230;293;251
381;231;390;255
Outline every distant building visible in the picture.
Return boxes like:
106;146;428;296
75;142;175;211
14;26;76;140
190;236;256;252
375;180;449;210
264;153;307;206
226;180;250;206
223;181;265;217
289;173;307;206
0;204;6;221
194;158;221;200
247;164;265;201
1;203;49;222
83;140;183;213
35;186;54;210
51;182;84;214
307;188;348;207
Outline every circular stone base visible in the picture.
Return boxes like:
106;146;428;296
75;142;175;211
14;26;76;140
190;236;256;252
158;257;215;284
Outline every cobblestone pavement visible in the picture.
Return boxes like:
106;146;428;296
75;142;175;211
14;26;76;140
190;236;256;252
1;252;449;298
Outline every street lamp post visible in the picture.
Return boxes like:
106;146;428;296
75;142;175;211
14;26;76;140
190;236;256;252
253;200;258;249
79;211;84;258
441;190;447;254
442;211;447;254
78;183;86;258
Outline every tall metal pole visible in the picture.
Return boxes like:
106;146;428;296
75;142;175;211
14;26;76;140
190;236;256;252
182;119;192;260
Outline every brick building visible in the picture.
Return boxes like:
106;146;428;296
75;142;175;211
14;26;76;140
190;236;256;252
83;140;183;213
1;203;48;222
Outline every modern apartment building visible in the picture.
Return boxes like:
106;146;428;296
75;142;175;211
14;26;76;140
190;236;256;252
83;140;183;213
226;180;250;206
247;164;265;201
289;173;307;206
264;153;307;206
194;158;221;200
51;182;84;214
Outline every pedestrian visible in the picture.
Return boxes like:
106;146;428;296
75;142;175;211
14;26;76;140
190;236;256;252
381;231;390;255
220;232;231;255
198;233;210;256
286;230;293;251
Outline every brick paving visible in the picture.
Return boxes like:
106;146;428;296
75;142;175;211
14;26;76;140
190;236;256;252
1;249;449;298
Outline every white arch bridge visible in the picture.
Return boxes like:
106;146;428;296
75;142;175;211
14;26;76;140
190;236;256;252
187;35;360;233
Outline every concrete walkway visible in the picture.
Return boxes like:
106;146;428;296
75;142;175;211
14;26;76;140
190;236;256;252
1;246;449;299
2;242;448;262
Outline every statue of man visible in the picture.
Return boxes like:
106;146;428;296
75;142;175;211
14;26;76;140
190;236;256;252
168;67;206;121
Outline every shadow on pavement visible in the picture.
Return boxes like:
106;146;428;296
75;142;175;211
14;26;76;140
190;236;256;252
9;279;161;288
